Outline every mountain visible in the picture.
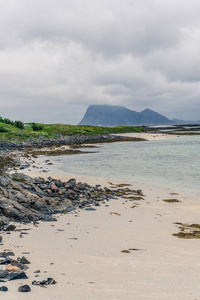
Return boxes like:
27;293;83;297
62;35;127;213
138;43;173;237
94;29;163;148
78;105;173;126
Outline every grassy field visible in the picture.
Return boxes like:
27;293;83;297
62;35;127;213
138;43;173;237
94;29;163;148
0;122;150;143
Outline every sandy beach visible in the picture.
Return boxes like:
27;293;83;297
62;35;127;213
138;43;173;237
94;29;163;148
1;132;200;299
1;176;200;299
113;131;180;141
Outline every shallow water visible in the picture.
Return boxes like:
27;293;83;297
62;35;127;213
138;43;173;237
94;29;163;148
40;135;200;194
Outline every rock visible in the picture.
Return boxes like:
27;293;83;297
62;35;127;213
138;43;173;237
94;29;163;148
2;207;27;221
20;256;30;265
84;207;96;211
39;184;48;190
10;260;28;271
18;285;31;292
136;189;143;195
66;190;76;200
49;183;59;193
5;224;16;231
0;235;2;243
0;218;7;230
14;191;27;203
0;270;9;279
0;176;10;187
54;181;63;188
0;258;12;265
0;286;8;291
0;252;14;258
6;265;22;272
8;271;28;281
32;277;56;285
68;178;76;185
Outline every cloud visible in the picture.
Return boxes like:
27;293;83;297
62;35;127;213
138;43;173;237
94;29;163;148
0;0;200;123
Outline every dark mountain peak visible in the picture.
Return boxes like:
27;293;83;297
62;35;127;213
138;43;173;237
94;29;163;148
78;105;172;126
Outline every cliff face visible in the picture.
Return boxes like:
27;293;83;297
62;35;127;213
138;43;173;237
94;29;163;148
78;105;172;126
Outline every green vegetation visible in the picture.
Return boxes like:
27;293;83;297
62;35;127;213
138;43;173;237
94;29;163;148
31;122;44;131
12;177;26;182
0;117;24;130
14;120;24;129
0;126;9;133
0;121;150;143
40;124;149;136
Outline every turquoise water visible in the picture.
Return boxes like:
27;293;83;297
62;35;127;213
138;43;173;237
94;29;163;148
46;136;200;194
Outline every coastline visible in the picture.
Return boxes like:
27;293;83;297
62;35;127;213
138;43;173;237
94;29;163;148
1;178;200;299
0;131;200;299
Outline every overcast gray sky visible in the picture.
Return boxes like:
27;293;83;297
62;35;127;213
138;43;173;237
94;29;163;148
1;0;200;124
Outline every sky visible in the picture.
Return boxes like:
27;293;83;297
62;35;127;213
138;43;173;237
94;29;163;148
1;0;200;124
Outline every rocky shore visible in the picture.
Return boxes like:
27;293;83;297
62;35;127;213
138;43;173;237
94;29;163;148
0;172;143;227
0;134;146;151
0;133;147;227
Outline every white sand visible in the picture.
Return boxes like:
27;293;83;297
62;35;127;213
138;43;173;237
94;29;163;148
1;181;200;300
113;132;180;141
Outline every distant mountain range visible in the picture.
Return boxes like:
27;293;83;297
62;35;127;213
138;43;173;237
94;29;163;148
78;105;200;126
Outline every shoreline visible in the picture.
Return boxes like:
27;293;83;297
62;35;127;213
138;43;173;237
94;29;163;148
1;176;200;299
0;131;200;298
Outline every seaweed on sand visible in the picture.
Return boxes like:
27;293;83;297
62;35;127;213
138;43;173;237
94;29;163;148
173;223;200;239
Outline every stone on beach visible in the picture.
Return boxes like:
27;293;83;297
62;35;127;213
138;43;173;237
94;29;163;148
0;270;9;279
32;278;57;286
18;285;31;292
8;271;28;281
20;256;30;265
0;286;8;291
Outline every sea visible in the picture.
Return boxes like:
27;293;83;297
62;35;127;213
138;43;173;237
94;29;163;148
40;135;200;195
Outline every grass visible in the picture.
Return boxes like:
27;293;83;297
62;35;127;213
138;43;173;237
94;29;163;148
0;123;150;143
12;177;26;182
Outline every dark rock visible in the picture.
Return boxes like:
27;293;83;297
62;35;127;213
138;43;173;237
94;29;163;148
2;207;27;221
84;207;96;211
10;260;28;271
0;252;14;258
5;224;16;231
32;277;56;285
55;181;63;188
39;184;48;190
136;189;143;195
0;270;9;279
20;256;30;265
0;286;8;291
8;271;28;281
0;258;12;265
18;285;31;292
